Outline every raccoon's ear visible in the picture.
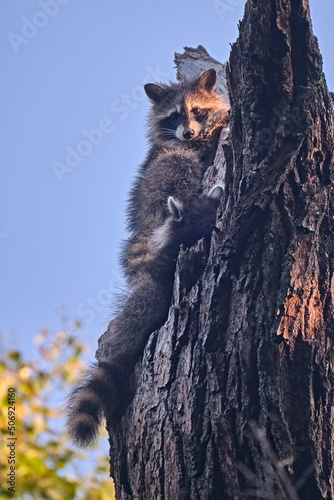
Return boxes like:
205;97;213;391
167;196;183;222
208;185;224;200
198;69;217;92
144;83;169;104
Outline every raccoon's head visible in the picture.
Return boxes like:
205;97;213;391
144;69;229;147
151;185;224;251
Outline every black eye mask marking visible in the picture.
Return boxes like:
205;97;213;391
160;112;182;133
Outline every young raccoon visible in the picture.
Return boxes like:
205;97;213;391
66;69;229;447
152;185;224;257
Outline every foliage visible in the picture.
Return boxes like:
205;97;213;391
0;328;115;500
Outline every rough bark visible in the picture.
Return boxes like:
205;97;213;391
105;1;334;498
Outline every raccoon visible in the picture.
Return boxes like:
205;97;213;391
66;69;229;447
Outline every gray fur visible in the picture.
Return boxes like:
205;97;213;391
66;69;228;447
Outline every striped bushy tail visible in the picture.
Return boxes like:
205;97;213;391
66;360;126;447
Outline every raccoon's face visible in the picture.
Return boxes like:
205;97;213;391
144;69;228;147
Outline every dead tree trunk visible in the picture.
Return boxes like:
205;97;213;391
105;1;334;498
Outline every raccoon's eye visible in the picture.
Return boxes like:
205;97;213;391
169;111;180;121
191;107;201;116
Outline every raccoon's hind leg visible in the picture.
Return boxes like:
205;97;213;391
98;274;173;369
66;274;173;447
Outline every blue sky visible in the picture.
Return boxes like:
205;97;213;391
1;0;333;361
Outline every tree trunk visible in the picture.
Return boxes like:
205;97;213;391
105;1;334;498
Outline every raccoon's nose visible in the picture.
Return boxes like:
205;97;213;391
183;129;195;140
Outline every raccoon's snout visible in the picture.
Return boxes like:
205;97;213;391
183;129;195;140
